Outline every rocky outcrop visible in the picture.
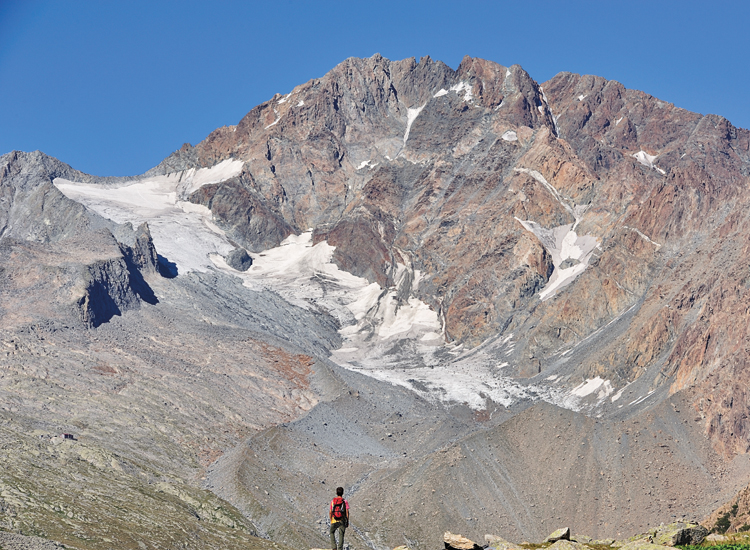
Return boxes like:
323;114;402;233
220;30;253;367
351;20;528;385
450;523;708;550
544;527;571;543
444;531;481;550
703;482;750;534
0;151;161;328
652;522;708;546
224;247;253;271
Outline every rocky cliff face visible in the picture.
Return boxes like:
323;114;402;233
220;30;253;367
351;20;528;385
0;150;160;327
160;55;750;460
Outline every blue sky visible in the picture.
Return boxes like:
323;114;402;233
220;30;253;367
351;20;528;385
1;0;748;177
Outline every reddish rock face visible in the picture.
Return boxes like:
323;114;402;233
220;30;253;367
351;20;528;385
162;55;750;458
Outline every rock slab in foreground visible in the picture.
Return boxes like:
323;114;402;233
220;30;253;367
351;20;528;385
545;527;571;543
653;522;708;546
444;531;481;550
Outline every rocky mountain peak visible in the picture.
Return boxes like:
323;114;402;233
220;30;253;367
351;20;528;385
4;54;750;550
158;55;750;460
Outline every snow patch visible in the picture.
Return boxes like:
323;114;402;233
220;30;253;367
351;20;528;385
403;104;426;145
501;130;518;142
433;89;449;98
277;92;292;104
616;117;623;126
297;100;305;107
633;150;665;174
571;377;612;398
578;94;587;101
221;232;442;349
515;218;600;300
539;86;559;135
54;159;244;273
450;81;473;102
357;160;378;170
505;68;511;78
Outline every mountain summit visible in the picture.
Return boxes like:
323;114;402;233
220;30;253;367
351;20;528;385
2;55;749;549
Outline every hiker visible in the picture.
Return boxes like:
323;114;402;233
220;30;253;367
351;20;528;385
329;486;349;550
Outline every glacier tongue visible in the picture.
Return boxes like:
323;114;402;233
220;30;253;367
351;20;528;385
53;160;244;273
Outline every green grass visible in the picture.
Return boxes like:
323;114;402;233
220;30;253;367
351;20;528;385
678;545;750;550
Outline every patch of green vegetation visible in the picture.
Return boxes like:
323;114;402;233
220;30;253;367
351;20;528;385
731;504;739;517
714;513;732;534
739;526;750;533
678;546;750;550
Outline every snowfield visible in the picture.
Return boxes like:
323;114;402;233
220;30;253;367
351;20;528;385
54;159;244;273
54;160;643;416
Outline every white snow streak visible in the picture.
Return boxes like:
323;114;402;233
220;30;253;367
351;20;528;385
501;130;518;142
514;168;574;218
265;107;281;129
433;89;449;98
539;86;560;135
633;150;666;174
623;226;661;247
403;104;426;145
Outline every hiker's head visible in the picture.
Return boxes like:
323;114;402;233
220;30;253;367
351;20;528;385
336;487;344;496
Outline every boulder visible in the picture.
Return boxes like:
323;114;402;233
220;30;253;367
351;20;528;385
225;247;253;271
444;532;481;550
485;534;523;550
705;534;727;542
571;535;592;544
653;522;708;546
545;528;571;543
393;546;412;550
